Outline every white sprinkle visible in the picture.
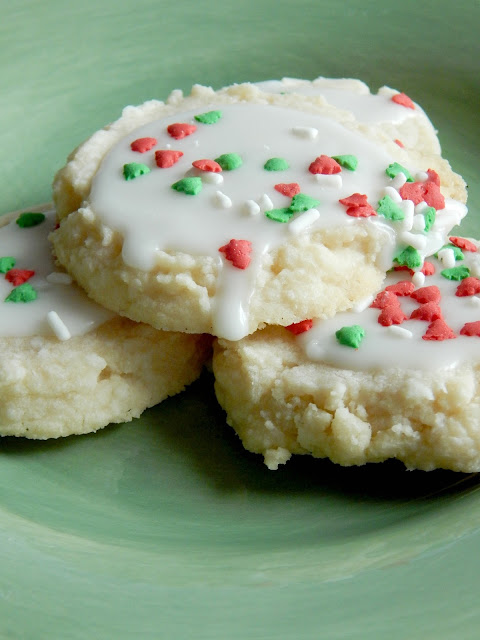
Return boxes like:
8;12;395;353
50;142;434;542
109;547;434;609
438;247;456;269
395;199;414;231
47;311;71;341
468;296;480;307
399;231;427;250
243;200;261;216
382;186;402;203
46;272;73;285
392;172;407;189
292;125;318;139
314;174;342;189
469;257;480;278
387;325;413;339
415;201;429;214
288;208;320;234
203;171;223;185
415;170;429;183
352;295;374;313
412;271;426;287
411;214;426;232
258;193;274;212
214;191;232;208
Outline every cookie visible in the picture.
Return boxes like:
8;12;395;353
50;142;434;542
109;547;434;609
0;208;211;438
213;237;480;472
51;82;466;340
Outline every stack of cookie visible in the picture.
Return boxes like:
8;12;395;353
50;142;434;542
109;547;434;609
6;78;479;472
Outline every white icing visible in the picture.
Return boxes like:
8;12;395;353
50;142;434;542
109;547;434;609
300;247;480;370
90;103;464;340
0;211;114;338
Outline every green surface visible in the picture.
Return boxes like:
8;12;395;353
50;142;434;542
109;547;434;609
1;1;480;638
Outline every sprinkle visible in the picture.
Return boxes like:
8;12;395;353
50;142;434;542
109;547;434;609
394;246;422;269
16;212;46;228
0;257;15;273
449;237;478;252
331;155;358;171
265;208;293;223
291;126;318;139
392;92;415;109
436;243;464;261
194;110;222;124
264;157;289;171
243;200;261;216
314;174;342;189
130;137;157;153
353;295;374;313
469;296;480;307
155;149;183;168
47;311;71;341
415;201;429;214
214;191;232;208
274;183;301;197
46;272;72;285
258;194;274;212
346;205;376;218
392;172;408;189
415;171;429;183
412;271;425;288
399;231;427;251
441;266;470;281
167;122;197;139
411;285;441;304
410;302;443;322
5;282;37;303
399;200;415;230
309;155;341;175
285;319;313;334
455;277;480;297
199;171;223;185
422;261;435;276
339;193;368;208
423;319;456;341
400;181;445;210
427;169;441;186
219;239;252;269
378;305;407;326
437;248;457;269
288;208;320;234
460;321;480;337
289;193;321;212
423;181;445;210
370;290;399;309
385;281;415;296
335;325;365;348
423;207;436;232
171;177;202;195
386;162;413;182
215;153;243;171
192;159;222;173
123;163;150;180
382;186;402;203
394;139;405;148
387;325;413;339
5;269;35;286
339;193;376;218
377;195;405;221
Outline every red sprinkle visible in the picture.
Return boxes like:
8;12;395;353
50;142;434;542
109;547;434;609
426;169;441;186
421;261;435;276
130;137;157;153
192;159;222;173
394;139;405;148
460;321;480;337
378;305;407;326
339;193;368;208
371;290;400;310
392;92;415;109
394;265;414;275
155;149;183;168
219;239;252;269
309;155;341;175
399;182;425;205
274;183;301;197
410;302;443;322
385;280;415;296
423;319;456;341
285;319;313;335
5;269;35;286
449;237;477;253
346;205;376;218
167;122;197;139
411;285;441;304
423;181;445;209
339;193;376;218
455;277;480;297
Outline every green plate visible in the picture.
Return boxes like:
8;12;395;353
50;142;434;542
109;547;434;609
1;1;480;638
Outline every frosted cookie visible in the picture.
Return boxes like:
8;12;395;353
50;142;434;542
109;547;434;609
0;208;211;438
51;83;466;340
213;235;480;472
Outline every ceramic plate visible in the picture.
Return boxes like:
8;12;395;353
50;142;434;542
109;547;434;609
1;1;479;638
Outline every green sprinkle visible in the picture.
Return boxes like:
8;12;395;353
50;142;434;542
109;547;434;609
265;208;294;223
435;244;464;261
377;195;405;221
335;325;365;349
171;177;203;196
0;257;15;273
441;266;470;281
123;162;151;181
289;193;321;212
5;283;37;303
16;212;46;228
194;110;222;124
264;157;290;171
385;162;414;182
215;153;243;171
423;206;436;232
332;155;358;171
394;246;422;269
